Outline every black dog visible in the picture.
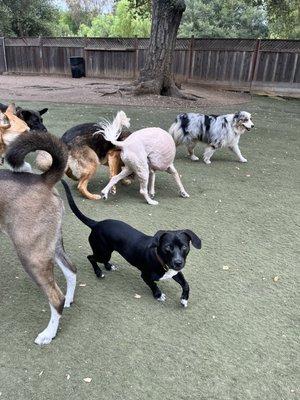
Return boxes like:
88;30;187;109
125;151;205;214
61;179;201;307
0;103;48;131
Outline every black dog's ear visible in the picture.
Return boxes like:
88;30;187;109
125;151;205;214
16;109;30;120
234;112;240;120
182;230;201;249
149;230;166;248
39;108;48;115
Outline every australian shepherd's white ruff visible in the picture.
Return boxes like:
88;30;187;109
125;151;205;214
169;111;254;164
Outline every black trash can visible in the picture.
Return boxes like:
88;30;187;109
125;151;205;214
70;56;85;78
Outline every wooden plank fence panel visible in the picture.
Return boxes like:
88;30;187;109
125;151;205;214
1;37;299;96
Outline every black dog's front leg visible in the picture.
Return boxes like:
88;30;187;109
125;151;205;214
87;255;104;278
173;272;189;307
141;274;166;302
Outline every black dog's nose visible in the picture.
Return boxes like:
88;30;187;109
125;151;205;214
173;260;183;269
251;124;254;128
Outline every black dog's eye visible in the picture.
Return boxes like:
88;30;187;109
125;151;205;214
164;245;172;252
182;245;188;251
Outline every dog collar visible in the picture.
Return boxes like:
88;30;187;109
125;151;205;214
155;249;169;272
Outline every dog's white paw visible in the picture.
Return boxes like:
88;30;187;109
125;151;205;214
190;155;199;161
34;331;55;346
64;298;73;308
180;191;190;198
180;299;188;308
157;293;166;302
101;191;108;200
203;158;211;165
239;158;247;163
148;199;158;205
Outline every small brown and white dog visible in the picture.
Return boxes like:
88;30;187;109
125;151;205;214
0;132;77;345
169;111;254;164
99;111;189;205
0;104;30;169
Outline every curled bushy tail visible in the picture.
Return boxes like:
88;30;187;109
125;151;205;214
6;131;68;187
95;110;130;147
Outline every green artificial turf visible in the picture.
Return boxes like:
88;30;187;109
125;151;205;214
0;96;299;400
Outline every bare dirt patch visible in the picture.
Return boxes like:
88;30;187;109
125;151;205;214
0;75;250;109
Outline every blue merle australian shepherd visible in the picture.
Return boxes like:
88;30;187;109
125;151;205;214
169;111;254;164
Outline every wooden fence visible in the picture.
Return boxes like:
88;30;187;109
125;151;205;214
0;37;299;97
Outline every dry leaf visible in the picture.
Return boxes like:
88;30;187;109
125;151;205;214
39;370;44;377
246;174;251;177
222;265;230;270
66;374;70;380
79;283;86;287
273;276;279;282
83;377;92;383
134;294;141;299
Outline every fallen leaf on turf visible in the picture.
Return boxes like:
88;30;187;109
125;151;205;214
39;370;44;377
223;266;230;270
83;378;92;383
79;283;86;287
134;294;141;299
66;374;70;380
273;276;279;282
246;174;251;177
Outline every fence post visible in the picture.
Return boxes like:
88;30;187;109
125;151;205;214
39;36;44;74
134;36;139;79
187;35;194;81
1;37;8;73
249;38;261;94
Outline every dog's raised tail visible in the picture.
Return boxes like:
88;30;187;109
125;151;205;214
6;131;67;187
61;179;97;229
98;110;130;147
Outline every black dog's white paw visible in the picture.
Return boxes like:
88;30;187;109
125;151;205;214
157;293;166;302
180;299;188;308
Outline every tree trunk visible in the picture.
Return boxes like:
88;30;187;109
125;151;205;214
135;0;186;97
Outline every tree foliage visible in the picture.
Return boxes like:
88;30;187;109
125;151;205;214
78;0;151;37
0;0;59;36
179;0;269;38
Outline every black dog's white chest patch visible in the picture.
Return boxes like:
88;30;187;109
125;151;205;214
159;269;178;281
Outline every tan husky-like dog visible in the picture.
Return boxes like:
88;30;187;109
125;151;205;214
0;131;77;345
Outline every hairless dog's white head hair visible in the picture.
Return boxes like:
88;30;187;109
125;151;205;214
94;110;130;145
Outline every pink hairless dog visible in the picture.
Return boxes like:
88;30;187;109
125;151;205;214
98;111;189;205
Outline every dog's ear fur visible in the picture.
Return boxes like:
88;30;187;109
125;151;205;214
234;112;241;120
39;108;48;116
149;230;166;248
182;230;201;249
6;103;17;115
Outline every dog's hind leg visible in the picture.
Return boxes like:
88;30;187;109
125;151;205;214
148;169;156;199
77;163;100;200
187;142;199;161
55;239;77;308
22;259;65;345
137;167;158;205
167;164;190;198
203;146;216;164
